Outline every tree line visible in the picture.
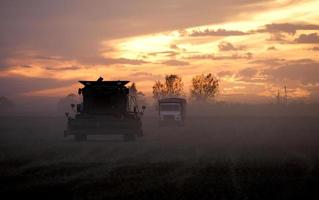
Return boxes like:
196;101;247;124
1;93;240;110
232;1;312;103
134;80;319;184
152;74;219;102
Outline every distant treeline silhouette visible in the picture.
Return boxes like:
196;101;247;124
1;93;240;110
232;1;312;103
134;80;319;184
153;73;219;102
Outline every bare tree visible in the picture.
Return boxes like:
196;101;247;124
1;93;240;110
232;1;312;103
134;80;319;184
152;74;184;100
152;80;165;100
190;73;219;102
164;74;184;97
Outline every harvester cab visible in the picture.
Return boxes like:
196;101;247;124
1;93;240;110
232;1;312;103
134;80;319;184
64;77;145;141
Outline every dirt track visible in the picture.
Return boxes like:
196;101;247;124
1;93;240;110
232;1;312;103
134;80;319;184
1;115;319;199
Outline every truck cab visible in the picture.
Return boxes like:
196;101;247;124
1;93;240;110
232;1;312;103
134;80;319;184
158;98;186;126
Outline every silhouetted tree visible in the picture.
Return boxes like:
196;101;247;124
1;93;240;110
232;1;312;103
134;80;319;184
152;80;165;100
152;74;184;100
164;74;184;97
190;73;219;102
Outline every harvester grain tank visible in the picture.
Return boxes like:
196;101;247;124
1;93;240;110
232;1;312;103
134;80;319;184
64;77;145;141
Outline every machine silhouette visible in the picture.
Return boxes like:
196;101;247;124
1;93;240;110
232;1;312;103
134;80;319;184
64;77;145;141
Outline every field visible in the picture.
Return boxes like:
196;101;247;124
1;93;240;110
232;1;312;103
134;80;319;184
1;113;319;199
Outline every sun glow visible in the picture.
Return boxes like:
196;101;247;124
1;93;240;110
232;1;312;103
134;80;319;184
102;33;180;60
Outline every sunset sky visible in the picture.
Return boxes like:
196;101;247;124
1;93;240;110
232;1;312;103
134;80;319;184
1;0;319;103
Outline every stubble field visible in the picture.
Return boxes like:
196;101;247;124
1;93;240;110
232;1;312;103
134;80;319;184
0;114;319;199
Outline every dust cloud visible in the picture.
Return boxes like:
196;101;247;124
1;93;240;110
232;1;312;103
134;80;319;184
1;102;319;199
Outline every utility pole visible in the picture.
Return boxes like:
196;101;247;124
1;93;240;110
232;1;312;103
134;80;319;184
284;84;288;105
276;90;281;105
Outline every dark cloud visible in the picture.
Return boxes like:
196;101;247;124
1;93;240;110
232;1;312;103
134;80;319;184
266;33;288;42
21;65;33;68
233;67;262;83
148;51;179;57
0;51;67;70
238;68;258;78
103;57;150;65
187;54;215;60
187;52;253;60
287;58;316;64
161;59;189;66
295;33;319;44
45;66;81;71
267;46;277;51
218;70;233;77
0;49;15;69
130;72;154;77
238;59;319;85
218;41;246;51
251;58;315;68
190;28;249;37
250;58;286;66
129;72;162;80
114;72;162;82
0;76;76;96
263;60;319;84
307;86;319;101
311;46;319;51
255;23;319;43
245;52;253;59
170;44;179;50
33;55;63;61
259;23;319;35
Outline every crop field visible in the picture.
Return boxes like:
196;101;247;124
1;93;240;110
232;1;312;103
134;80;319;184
1;114;319;199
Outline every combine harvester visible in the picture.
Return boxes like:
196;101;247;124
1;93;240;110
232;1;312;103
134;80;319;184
158;97;186;126
64;77;145;141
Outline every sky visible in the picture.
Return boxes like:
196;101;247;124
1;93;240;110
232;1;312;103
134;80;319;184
1;0;319;103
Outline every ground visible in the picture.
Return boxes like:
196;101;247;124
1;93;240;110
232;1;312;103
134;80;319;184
0;114;319;199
